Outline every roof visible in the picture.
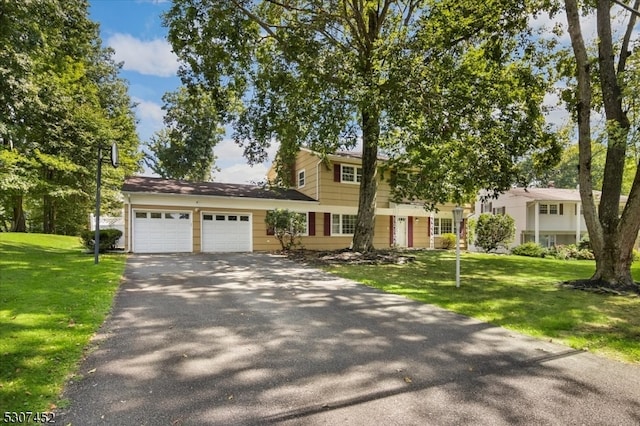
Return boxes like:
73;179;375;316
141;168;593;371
122;176;317;202
507;187;627;203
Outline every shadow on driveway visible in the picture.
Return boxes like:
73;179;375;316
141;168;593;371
56;253;640;425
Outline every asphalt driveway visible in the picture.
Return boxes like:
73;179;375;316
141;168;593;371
56;253;640;425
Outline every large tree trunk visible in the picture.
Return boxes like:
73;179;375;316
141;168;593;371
565;0;640;290
352;106;379;252
10;195;27;232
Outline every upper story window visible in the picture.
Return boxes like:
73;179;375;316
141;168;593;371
298;169;305;188
539;203;562;215
341;165;362;183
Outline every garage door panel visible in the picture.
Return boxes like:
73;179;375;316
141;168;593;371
134;211;192;253
202;213;252;252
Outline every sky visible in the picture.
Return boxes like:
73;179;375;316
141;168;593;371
88;0;275;184
88;1;637;184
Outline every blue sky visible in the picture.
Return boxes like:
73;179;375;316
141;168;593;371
88;0;275;183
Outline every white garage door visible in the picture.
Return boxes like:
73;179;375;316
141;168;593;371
133;211;192;253
202;213;252;252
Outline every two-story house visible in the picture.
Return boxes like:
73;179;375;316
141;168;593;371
474;187;628;249
121;148;470;253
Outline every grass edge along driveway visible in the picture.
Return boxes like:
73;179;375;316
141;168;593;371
0;233;126;413
327;250;640;364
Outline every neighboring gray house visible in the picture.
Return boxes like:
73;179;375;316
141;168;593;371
474;187;628;248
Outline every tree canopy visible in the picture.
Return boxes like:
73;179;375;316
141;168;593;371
164;0;560;251
0;0;140;234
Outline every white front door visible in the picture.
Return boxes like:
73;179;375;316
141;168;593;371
395;216;408;247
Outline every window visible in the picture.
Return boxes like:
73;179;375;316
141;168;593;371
539;204;559;215
150;212;162;219
165;213;176;219
298;169;305;188
341;165;362;183
332;214;357;235
203;214;213;221
228;215;238;221
135;212;147;219
434;218;453;235
493;206;506;215
216;215;225;221
179;213;190;220
240;216;250;222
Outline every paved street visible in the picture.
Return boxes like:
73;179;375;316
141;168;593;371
56;253;640;425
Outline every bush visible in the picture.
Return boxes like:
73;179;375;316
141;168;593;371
547;244;595;261
511;242;546;258
440;233;457;249
474;213;515;252
80;229;122;253
265;209;306;251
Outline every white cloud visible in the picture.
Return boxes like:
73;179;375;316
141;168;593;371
107;33;179;77
213;139;279;184
132;97;164;142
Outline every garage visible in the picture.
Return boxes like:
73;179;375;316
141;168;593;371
133;211;192;253
202;213;252;252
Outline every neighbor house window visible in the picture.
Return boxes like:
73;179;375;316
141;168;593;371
539;204;559;215
332;214;357;235
434;218;453;235
341;165;362;183
298;169;305;188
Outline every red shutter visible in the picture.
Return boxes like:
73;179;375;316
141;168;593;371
389;216;395;245
427;217;431;237
324;213;331;236
334;164;341;182
559;203;564;215
308;212;316;236
267;226;274;236
408;216;414;247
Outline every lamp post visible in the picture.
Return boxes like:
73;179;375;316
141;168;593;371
94;142;119;264
452;206;464;288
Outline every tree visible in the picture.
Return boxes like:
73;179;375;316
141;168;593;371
563;0;640;289
145;85;222;181
164;0;558;252
474;213;515;252
265;209;306;251
0;0;140;234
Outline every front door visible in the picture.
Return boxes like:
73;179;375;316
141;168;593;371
395;216;408;247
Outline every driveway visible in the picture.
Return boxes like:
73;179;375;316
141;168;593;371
56;253;640;425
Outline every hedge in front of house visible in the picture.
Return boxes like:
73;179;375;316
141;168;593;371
80;229;122;252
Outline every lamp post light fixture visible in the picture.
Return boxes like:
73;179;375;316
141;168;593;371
452;206;464;288
94;142;119;264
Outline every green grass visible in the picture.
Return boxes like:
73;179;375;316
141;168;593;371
0;233;126;412
327;251;640;364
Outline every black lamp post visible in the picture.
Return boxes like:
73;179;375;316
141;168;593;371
94;142;119;264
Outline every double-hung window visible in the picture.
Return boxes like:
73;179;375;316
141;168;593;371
332;214;357;235
341;165;362;183
298;170;305;188
434;218;453;235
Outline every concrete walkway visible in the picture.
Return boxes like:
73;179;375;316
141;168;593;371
56;253;640;425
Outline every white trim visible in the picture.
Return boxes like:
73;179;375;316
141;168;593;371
125;193;318;211
297;169;306;188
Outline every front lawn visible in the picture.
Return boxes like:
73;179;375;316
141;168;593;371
0;233;126;412
327;250;640;364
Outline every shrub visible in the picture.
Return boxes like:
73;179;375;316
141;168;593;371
440;233;457;249
80;229;122;253
265;209;306;251
474;213;515;252
511;242;546;258
578;237;591;251
547;244;595;261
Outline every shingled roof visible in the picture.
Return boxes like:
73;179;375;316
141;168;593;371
122;176;317;202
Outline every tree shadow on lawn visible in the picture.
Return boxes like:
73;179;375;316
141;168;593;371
54;253;640;425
